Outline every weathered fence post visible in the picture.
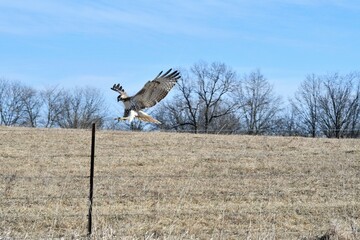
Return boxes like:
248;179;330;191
88;123;96;238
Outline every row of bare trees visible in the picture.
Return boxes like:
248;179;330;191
152;61;360;138
291;72;360;138
152;62;283;135
0;79;107;128
1;61;360;137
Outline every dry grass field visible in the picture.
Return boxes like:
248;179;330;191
0;126;359;239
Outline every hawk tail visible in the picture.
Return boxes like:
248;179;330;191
137;111;161;124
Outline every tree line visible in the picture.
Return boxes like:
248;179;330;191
0;80;106;129
1;61;360;138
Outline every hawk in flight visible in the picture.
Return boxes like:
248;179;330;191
111;69;180;124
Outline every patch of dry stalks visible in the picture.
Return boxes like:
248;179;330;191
0;126;359;239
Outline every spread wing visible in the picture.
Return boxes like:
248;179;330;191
111;84;129;99
130;69;180;110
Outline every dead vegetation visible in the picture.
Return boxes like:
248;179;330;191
0;126;359;239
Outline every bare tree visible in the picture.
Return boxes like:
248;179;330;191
204;106;241;134
237;69;282;135
155;74;201;132
290;74;322;137
155;62;240;133
193;62;239;133
318;72;360;138
57;87;107;129
272;105;303;136
40;86;66;128
20;86;42;127
154;95;193;131
347;83;360;137
0;79;26;126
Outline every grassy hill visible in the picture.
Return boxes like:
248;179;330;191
1;126;359;239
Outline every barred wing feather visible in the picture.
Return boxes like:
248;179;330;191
131;69;180;110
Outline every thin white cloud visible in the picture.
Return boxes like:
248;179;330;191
270;0;360;10
0;0;239;38
1;0;358;54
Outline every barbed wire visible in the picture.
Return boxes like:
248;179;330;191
0;172;331;178
2;172;357;203
0;212;338;238
1;125;360;134
0;214;356;237
1;210;355;219
2;190;350;202
1;172;358;187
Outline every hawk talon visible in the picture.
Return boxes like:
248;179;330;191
115;117;126;122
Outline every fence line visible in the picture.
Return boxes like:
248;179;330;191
3;172;350;179
1;190;353;202
1;211;358;220
0;216;356;238
1;126;360;135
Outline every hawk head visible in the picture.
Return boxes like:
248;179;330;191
116;95;123;102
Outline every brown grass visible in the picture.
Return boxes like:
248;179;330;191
0;126;359;239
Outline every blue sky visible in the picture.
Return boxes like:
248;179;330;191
1;0;360;108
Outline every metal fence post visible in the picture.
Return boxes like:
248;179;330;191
88;123;96;238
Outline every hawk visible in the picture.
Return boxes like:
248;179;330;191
111;69;180;124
